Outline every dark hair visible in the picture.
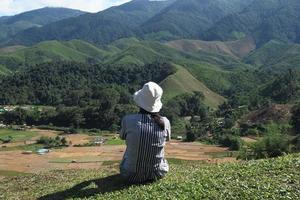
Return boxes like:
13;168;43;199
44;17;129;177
139;108;165;130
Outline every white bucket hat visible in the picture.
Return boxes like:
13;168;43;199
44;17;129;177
133;82;163;113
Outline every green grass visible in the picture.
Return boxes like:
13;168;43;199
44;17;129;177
0;144;43;152
0;154;299;199
49;157;104;164
105;138;125;146
205;151;239;158
0;129;38;143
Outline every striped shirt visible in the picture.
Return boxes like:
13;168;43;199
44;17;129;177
119;114;171;183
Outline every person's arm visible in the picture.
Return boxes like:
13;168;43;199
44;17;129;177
119;117;127;140
166;118;171;141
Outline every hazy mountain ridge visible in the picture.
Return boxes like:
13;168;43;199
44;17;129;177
0;7;86;44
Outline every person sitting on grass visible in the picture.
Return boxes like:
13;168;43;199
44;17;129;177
119;82;171;184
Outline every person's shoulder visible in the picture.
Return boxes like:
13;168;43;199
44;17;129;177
122;114;141;121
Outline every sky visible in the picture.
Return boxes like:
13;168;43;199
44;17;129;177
0;0;132;16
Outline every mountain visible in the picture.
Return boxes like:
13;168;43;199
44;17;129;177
140;0;253;39
3;0;300;47
8;0;174;46
203;0;300;45
0;7;86;44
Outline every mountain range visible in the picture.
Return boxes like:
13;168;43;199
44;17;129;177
0;0;300;108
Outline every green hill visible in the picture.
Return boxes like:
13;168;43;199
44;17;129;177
0;154;299;199
161;64;226;108
0;40;109;70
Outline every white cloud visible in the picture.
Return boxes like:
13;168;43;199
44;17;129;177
0;0;131;16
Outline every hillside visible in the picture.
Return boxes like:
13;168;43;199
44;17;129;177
0;7;86;44
0;40;107;70
203;0;300;45
161;64;226;108
141;0;253;39
0;154;299;199
244;40;300;72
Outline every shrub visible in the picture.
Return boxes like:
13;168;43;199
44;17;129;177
245;128;258;136
185;131;196;142
219;135;244;150
247;134;290;159
0;136;13;144
37;136;68;148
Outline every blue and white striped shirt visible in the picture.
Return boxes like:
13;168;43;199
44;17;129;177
119;114;171;183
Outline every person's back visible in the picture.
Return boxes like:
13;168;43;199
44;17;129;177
119;82;171;184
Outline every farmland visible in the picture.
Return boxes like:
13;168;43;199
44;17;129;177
0;128;235;180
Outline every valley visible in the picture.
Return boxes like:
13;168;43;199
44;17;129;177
0;0;300;199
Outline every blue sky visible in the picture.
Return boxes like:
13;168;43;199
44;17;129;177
0;0;131;16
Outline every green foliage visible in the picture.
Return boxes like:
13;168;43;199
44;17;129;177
185;129;196;142
249;134;290;159
0;61;174;105
163;92;208;119
240;123;293;160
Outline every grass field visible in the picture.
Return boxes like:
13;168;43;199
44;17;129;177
105;138;125;146
0;144;43;152
0;129;38;143
0;170;28;177
0;154;299;199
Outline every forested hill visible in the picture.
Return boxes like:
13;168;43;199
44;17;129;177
0;7;86;44
5;0;300;47
203;0;300;45
140;0;253;39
